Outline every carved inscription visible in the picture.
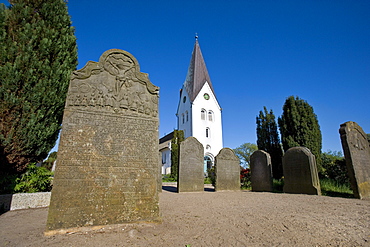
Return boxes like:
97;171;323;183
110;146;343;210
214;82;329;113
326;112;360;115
66;50;158;117
340;121;370;199
215;148;240;191
46;49;160;232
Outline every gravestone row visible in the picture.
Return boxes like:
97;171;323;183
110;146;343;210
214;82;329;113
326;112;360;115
250;121;369;199
47;49;369;234
250;147;321;195
47;50;241;233
177;137;240;192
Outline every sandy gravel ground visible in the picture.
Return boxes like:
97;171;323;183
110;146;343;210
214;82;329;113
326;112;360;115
1;184;369;247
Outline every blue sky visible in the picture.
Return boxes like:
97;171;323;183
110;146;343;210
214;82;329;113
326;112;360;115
2;0;369;153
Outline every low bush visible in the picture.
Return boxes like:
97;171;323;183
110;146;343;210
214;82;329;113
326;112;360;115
14;164;53;193
240;168;251;189
0;173;18;194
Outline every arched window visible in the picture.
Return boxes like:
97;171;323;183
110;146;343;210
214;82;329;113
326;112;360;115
186;111;189;122
206;128;210;138
182;113;185;124
201;109;206;120
208;111;213;121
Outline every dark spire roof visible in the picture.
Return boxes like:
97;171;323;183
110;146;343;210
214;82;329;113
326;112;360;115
184;38;215;102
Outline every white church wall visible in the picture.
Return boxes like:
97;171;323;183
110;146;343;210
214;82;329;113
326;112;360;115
176;88;192;138
161;148;172;175
192;82;223;160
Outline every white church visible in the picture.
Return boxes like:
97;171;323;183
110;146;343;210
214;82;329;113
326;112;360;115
159;37;223;174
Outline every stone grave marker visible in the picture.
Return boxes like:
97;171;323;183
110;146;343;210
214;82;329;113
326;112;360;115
46;49;160;233
339;121;370;199
215;148;240;191
178;137;204;192
283;147;321;195
250;150;273;192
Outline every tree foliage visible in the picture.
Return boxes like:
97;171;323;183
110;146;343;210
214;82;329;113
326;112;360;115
278;96;323;173
14;163;53;193
233;143;258;168
170;130;184;179
0;0;77;176
321;150;348;184
256;106;284;179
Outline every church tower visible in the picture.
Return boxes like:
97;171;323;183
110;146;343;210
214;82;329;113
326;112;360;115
176;37;223;170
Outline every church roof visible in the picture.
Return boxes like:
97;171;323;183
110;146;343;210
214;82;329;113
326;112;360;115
184;38;216;102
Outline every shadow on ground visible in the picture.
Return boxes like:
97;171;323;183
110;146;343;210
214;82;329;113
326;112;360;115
162;185;215;193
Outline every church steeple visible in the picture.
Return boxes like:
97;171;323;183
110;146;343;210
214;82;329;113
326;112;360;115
184;37;216;102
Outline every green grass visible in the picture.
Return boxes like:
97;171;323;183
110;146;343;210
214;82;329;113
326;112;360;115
162;175;177;182
320;178;354;198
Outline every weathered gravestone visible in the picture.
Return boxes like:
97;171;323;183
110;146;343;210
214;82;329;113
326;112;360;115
250;150;273;192
283;147;321;195
339;121;370;199
215;148;240;191
46;49;160;233
178;137;204;192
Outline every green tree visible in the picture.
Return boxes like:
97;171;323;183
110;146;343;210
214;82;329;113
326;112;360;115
233;143;258;168
0;0;77;177
278;96;323;173
256;106;284;179
170;130;184;179
321;150;348;184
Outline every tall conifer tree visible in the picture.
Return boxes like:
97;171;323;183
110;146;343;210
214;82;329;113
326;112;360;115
256;107;283;179
278;96;323;173
0;0;77;175
170;130;184;179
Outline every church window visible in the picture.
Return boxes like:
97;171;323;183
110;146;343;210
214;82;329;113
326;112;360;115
182;113;185;124
186;111;189;122
206;128;210;138
201;109;206;120
162;153;166;164
208;111;213;121
183;96;186;103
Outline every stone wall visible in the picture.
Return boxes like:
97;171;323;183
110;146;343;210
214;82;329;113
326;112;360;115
0;192;51;212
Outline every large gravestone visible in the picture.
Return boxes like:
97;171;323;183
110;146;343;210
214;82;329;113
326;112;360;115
215;148;240;191
46;49;160;233
339;121;370;199
178;137;204;192
283;147;321;195
250;150;273;192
